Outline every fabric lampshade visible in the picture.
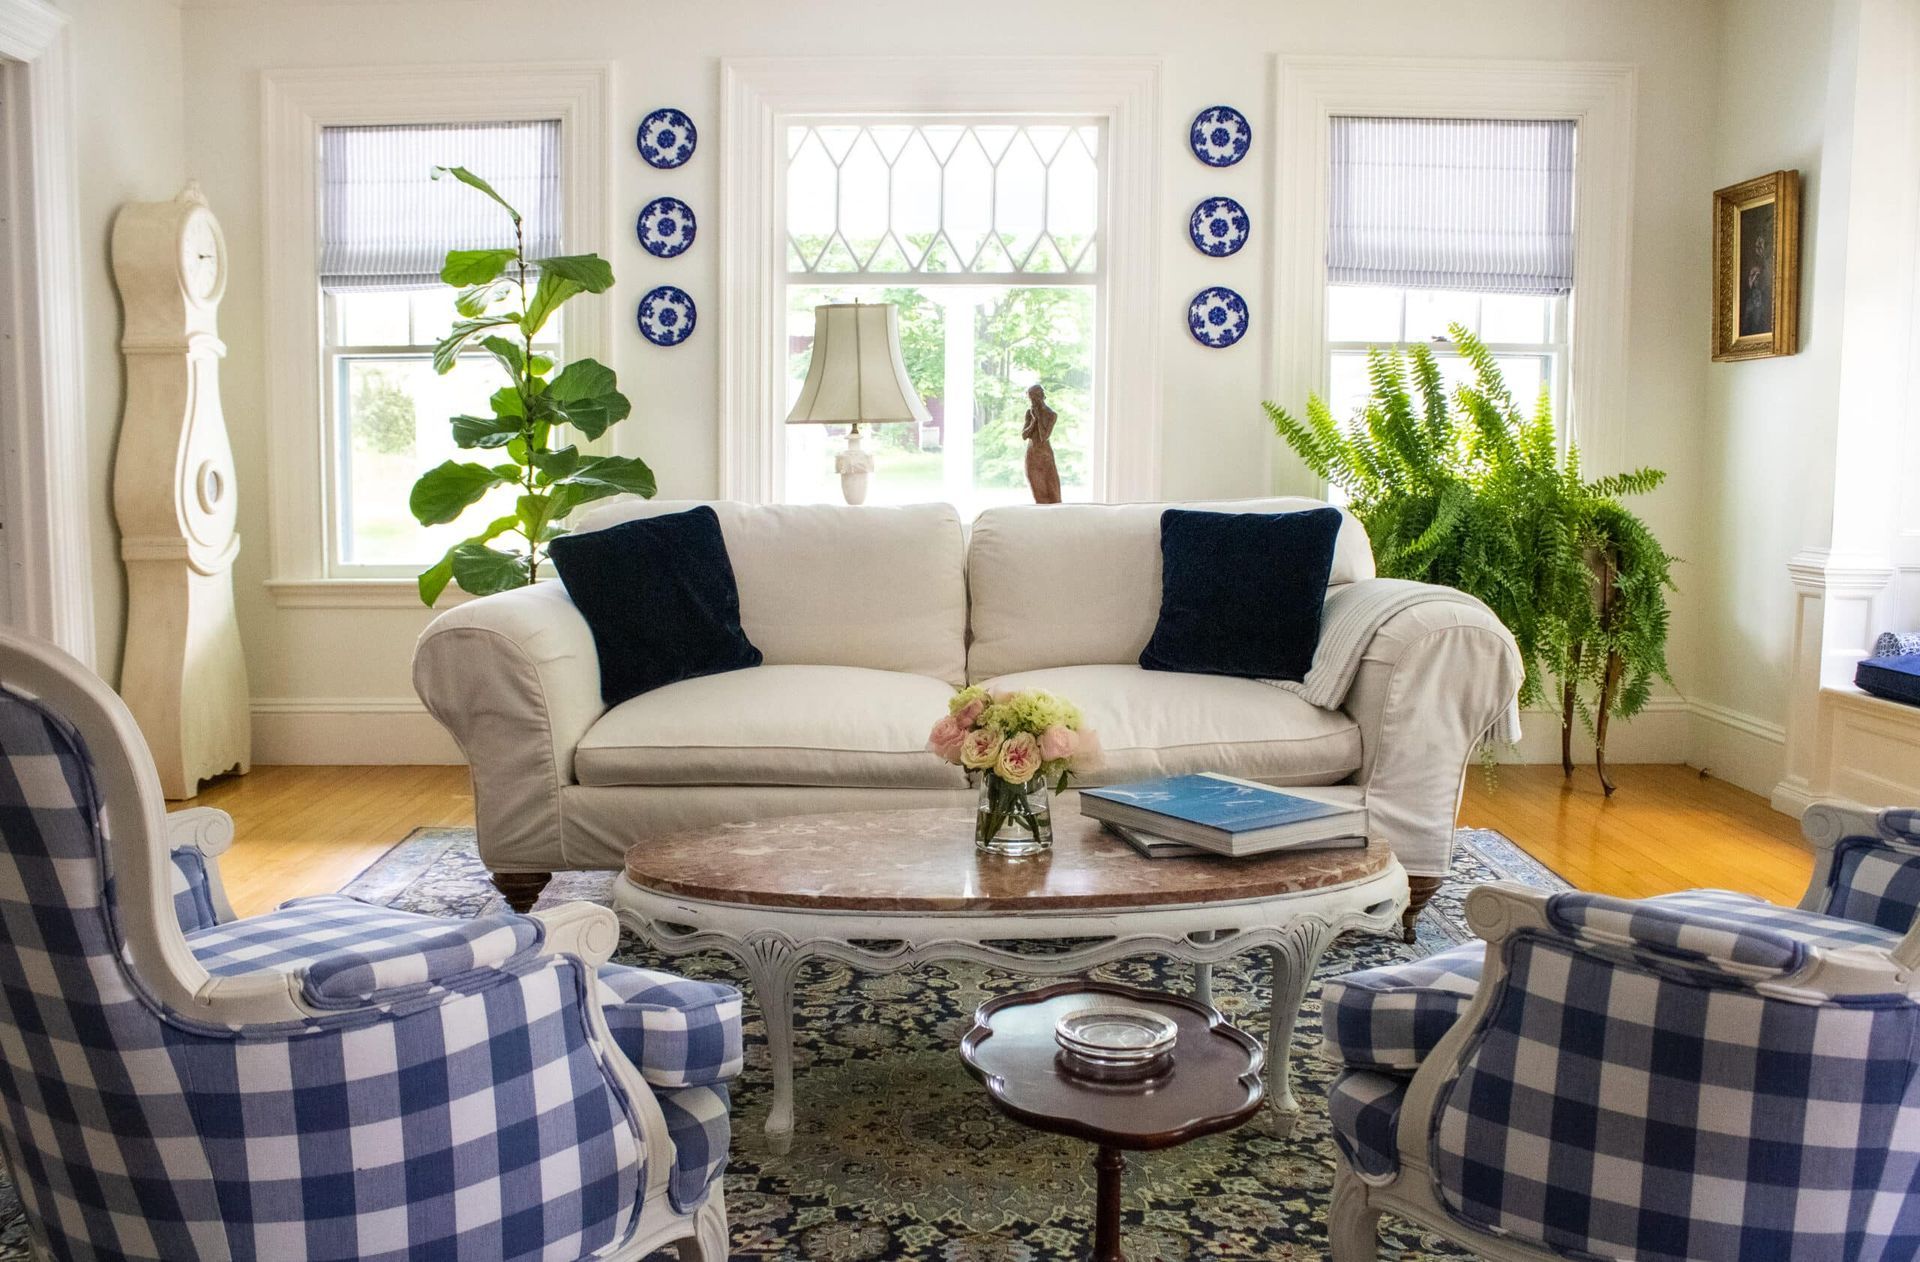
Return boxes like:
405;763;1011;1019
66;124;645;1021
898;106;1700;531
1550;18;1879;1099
785;303;930;427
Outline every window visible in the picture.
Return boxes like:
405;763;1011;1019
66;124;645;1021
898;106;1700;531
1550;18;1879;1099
1322;117;1576;430
1325;286;1568;424
780;120;1102;514
319;120;562;572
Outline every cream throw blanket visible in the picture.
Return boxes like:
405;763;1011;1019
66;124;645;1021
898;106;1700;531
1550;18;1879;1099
1267;578;1524;743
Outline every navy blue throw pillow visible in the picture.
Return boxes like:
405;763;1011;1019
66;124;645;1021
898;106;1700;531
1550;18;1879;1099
1139;507;1343;682
547;506;763;706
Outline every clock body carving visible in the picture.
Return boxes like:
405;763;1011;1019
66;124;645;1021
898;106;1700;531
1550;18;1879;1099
110;185;250;798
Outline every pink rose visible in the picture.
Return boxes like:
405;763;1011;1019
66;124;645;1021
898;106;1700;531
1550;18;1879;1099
927;715;967;764
961;728;1004;770
995;731;1042;783
1038;725;1077;761
954;697;986;728
1069;728;1104;772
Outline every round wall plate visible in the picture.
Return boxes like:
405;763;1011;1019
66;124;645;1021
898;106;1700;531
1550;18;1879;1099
638;285;697;346
637;108;697;169
1189;196;1249;257
1188;286;1249;348
637;196;697;258
1189;106;1252;168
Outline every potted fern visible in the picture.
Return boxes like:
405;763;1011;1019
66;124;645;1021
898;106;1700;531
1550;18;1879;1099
1265;327;1676;794
409;166;655;605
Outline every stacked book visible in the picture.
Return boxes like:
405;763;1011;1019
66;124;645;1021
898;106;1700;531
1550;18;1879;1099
1079;773;1367;859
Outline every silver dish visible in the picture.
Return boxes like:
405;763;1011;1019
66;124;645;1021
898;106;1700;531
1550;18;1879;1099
1054;1003;1178;1062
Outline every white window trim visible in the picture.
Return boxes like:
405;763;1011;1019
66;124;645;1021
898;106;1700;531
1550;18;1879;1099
1273;57;1638;488
260;63;609;608
720;56;1163;506
0;0;91;662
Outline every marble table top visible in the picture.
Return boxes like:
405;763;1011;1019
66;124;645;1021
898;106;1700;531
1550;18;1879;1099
621;806;1390;912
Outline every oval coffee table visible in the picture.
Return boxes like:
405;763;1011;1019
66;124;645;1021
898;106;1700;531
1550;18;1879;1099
611;806;1406;1151
962;981;1265;1262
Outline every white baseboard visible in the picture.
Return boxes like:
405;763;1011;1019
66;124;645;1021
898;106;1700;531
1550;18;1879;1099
1495;696;1694;766
1688;698;1787;799
250;697;461;765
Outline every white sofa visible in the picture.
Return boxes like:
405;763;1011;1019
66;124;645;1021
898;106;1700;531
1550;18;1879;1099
414;498;1522;929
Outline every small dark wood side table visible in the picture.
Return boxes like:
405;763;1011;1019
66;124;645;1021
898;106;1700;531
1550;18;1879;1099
960;981;1265;1261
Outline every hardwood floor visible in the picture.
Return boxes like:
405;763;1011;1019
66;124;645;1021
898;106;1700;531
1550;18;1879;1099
187;764;473;918
186;761;1816;918
1461;763;1813;905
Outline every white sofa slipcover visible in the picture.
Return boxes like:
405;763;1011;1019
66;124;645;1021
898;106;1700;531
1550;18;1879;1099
414;497;1522;922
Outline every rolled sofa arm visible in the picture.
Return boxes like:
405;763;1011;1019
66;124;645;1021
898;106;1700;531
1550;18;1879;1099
414;582;605;875
1342;594;1522;879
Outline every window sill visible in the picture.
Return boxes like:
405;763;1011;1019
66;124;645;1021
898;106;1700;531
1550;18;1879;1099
264;578;474;610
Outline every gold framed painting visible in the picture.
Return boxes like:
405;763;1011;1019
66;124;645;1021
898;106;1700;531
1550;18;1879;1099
1712;170;1800;361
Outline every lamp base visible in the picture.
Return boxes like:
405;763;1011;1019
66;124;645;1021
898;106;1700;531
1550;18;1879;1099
832;428;876;505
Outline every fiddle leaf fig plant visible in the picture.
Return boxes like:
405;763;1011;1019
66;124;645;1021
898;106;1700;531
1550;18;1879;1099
410;165;655;605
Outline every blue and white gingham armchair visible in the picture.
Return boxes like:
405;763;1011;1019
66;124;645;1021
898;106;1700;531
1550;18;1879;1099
1321;800;1920;1262
0;627;741;1261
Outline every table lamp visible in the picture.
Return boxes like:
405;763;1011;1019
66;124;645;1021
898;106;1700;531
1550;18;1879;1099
785;301;929;505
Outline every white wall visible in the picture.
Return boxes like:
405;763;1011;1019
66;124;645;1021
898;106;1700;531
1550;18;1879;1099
1692;0;1849;795
55;0;186;680
172;0;1721;762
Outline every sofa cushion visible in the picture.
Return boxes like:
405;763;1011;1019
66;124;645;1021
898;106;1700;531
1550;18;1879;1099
574;664;968;789
573;499;968;685
967;498;1374;679
978;664;1361;786
547;506;763;705
1140;506;1343;682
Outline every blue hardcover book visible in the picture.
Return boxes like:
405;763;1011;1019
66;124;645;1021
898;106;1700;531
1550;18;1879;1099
1079;774;1367;856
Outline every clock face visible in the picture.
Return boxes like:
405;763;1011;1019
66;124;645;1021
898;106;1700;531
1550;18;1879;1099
180;209;224;304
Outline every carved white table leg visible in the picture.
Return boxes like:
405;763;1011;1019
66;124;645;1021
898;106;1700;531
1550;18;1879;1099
738;932;803;1154
1265;920;1338;1136
1192;930;1217;1009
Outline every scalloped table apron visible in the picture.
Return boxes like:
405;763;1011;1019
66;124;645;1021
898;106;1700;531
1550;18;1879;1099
613;804;1407;1152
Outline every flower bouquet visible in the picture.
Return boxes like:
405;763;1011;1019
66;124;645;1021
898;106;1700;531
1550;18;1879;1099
928;686;1101;857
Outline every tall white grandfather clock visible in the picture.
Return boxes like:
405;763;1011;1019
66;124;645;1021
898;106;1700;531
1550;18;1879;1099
110;185;250;799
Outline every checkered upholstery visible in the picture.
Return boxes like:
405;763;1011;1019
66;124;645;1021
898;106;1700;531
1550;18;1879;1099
1427;926;1920;1260
1326;1071;1406;1179
1822;833;1920;935
1322;890;1897;1078
169;846;223;933
187;895;543;1007
1545;887;1899;976
1321;941;1484;1072
654;1085;732;1213
0;683;734;1260
595;965;745;1089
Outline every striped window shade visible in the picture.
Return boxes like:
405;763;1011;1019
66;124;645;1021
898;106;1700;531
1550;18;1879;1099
1327;117;1576;295
319;120;562;291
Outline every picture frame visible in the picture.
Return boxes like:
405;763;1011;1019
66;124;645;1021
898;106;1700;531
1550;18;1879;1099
1712;170;1801;361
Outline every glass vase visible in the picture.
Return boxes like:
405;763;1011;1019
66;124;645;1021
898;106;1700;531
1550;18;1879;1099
975;772;1053;858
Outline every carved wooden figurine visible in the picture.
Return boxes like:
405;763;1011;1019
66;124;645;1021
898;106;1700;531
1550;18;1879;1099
110;186;250;798
1022;384;1062;504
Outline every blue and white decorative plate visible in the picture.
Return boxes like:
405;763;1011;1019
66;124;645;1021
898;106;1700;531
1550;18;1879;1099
637;108;697;170
1188;196;1250;257
1189;106;1251;168
637;196;697;258
638;285;696;346
1187;286;1249;348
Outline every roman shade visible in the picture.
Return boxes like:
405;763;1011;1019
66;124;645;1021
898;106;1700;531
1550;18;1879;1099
319;119;562;291
1327;116;1576;296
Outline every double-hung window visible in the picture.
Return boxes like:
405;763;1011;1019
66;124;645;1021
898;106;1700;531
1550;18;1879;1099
780;119;1103;514
1322;117;1575;428
318;120;562;570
